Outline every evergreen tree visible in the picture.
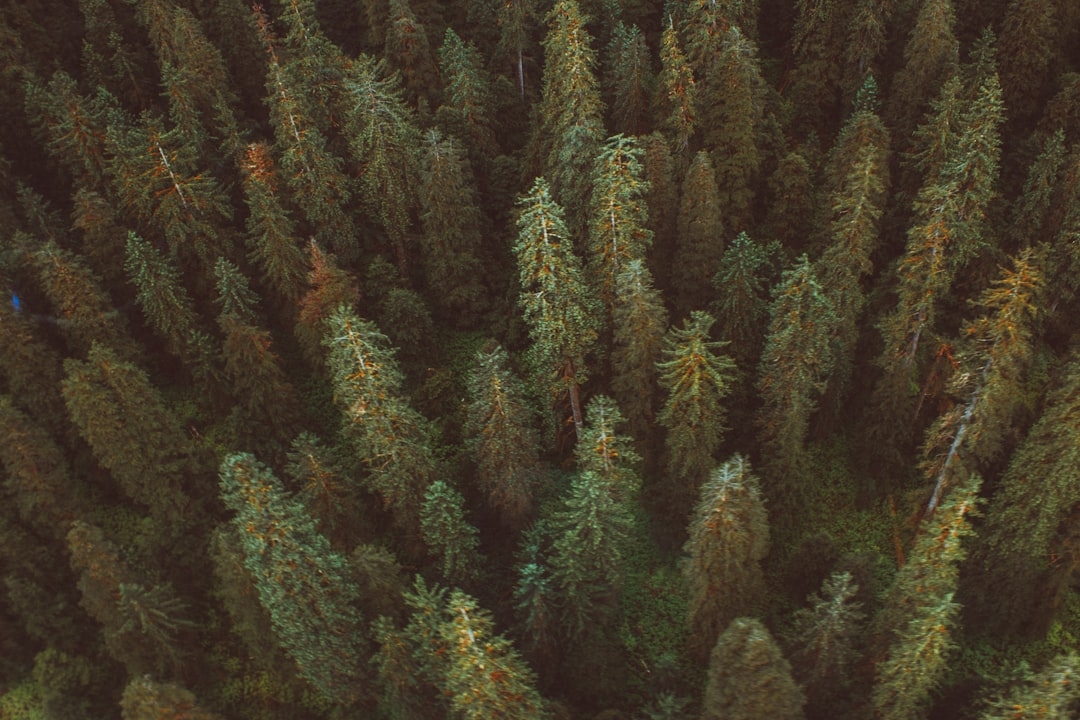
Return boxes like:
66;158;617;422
496;0;539;98
23;71;114;189
286;432;358;544
513;526;560;665
384;0;439;106
535;0;605;227
873;473;980;720
466;344;541;529
998;0;1058;129
702;617;805;720
514;177;601;439
683;455;769;660
604;23;652;136
120;677;223;720
672;151;724;315
786;0;847;134
239;142;307;306
641;132;680;285
437;28;499;165
656;21;696;154
841;0;892;105
756;254;836;484
575;394;640;498
61;342;193;525
419;128;486;324
549;469;632;637
219;452;368;706
421;480;483;585
1009;129;1066;249
978;653;1080;720
295;240;360;365
323;306;438;540
710;231;773;368
788;570;865;687
0;301;68;438
657;311;736;506
611;259;668;440
71;187;128;286
587;134;652;313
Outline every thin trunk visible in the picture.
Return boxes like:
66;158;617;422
566;357;584;439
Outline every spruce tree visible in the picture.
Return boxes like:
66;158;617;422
997;0;1058;129
514;177;601;439
219;452;368;706
611;259;668;440
756;254;836;484
466;344;541;529
421;480;483;585
979;653;1080;720
656;21;696;154
574;394;640;499
604;23;652;136
702;617;805;720
710;231;773;368
323;306;438;540
285;432;359;545
383;0;438;106
437;28;498;170
672;150;724;315
23;71;114;189
295;240;360;365
536;0;605;227
683;455;769;660
587;134;652;313
657;311;736;506
788;570;865;687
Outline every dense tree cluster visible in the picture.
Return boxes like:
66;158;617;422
3;0;1080;718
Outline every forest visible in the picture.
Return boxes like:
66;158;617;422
1;0;1080;717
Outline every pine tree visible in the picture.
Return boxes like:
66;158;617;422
841;0;892;105
611;259;668;440
787;570;865;687
23;71;114;189
1009;129;1066;249
548;469;632;638
323;306;438;540
61;342;193;525
656;21;696;154
604;23;652;136
218;452;368;706
437;28;499;165
756;254;836;484
71;187;128;286
67;521;192;675
120;677;223;720
496;0;539;98
239;142;307;306
682;455;769;660
514;177;601;439
710;231;773;368
384;0;439;106
466;344;541;529
419;128;486;324
513;526;560;665
536;0;605;228
786;0;847;134
295;240;360;365
587;134;652;313
284;432;355;540
0;301;68;438
701;617;805;720
575;395;640;500
978;653;1080;720
873;473;980;720
997;0;1058;129
421;480;483;584
672;150;724;315
657;311;736;505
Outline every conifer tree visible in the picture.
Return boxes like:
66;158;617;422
702;617;805;720
437;28;499;165
683;455;769;660
710;232;773;368
587;134;652;313
786;0;847;134
71;187;128;286
1009;129;1066;248
384;0;439;106
575;395;640;499
978;653;1080;720
548;469;632;637
536;0;605;227
514;177;601;439
873;473;980;720
641;133;679;282
120;677;223;720
286;432;358;544
295;240;360;365
239;142;307;306
611;259;668;440
657;311;736;505
997;0;1058;129
419;128;486;324
67;521;192;675
513;526;559;665
23;71;114;189
656;21;696;154
0;301;68;437
421;480;483;585
219;452;368;706
788;570;865;687
466;344;541;529
323;306;438;539
0;396;77;539
496;0;539;98
343;54;423;273
756;254;836;483
841;0;892;104
672;150;724;315
604;23;652;136
61;343;193;525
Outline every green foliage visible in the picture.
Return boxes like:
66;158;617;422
657;311;736;504
604;23;652;136
466;344;541;528
656;22;695;153
285;432;356;541
421;480;483;584
218;452;368;706
978;653;1080;720
788;570;865;686
214;258;260;325
672;150;724;315
121;677;223;720
711;232;773;367
611;259;668;440
702;617;805;720
682;455;769;660
575;395;640;499
295;240;359;365
437;28;498;163
0;395;75;537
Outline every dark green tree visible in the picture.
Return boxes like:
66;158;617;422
421;480;483;585
978;653;1080;720
120;677;223;720
787;570;865;688
23;71;114;189
997;0;1059;129
657;311;736;506
702;617;805;720
384;0;439;106
0;303;68;438
611;259;668;440
655;21;696;154
295;240;360;365
575;394;640;499
219;452;368;706
1009;129;1066;249
604;23;652;136
756;255;836;484
683;455;769;660
437;28;499;165
466;344;541;529
514;177;601;439
672;150;724;315
710;231;773;368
